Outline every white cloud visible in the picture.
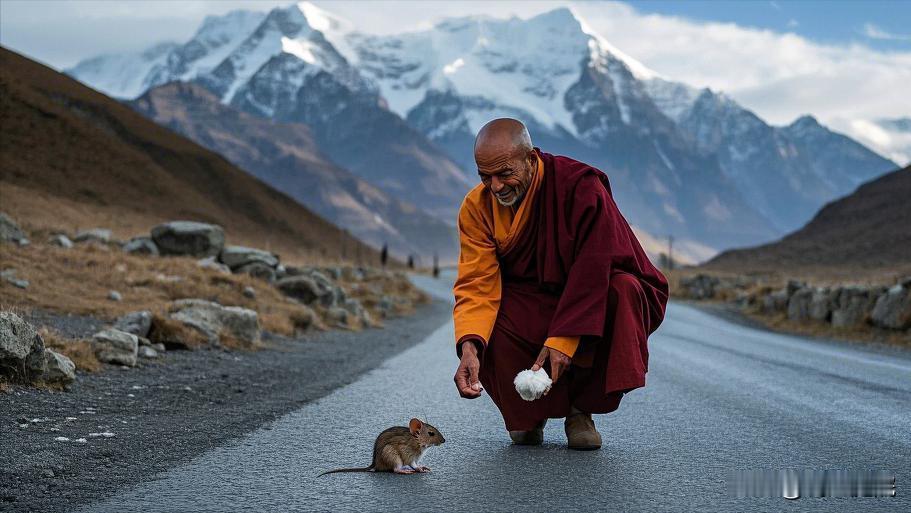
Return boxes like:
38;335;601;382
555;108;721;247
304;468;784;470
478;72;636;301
862;23;911;42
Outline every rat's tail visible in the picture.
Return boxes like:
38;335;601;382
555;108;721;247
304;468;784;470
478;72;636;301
318;466;374;477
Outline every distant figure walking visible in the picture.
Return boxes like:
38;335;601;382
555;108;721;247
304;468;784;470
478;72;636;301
381;243;388;268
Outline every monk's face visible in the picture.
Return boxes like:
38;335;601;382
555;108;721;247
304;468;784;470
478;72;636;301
475;147;537;207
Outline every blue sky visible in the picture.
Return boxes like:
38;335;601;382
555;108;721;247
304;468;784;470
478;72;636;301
629;1;910;51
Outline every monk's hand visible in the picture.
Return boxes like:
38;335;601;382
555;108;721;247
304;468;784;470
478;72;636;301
532;346;571;387
454;341;483;399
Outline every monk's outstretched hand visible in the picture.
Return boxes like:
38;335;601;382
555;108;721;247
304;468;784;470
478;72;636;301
455;342;483;399
532;347;571;390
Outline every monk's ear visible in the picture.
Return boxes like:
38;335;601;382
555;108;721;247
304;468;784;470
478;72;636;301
409;418;423;435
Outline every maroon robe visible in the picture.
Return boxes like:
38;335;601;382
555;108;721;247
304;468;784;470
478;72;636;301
474;148;669;431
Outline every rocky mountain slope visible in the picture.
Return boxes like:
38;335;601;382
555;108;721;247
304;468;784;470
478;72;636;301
704;165;911;272
0;46;373;262
66;2;898;254
129;82;458;260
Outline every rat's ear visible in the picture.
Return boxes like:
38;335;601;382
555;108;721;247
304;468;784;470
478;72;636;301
409;418;423;435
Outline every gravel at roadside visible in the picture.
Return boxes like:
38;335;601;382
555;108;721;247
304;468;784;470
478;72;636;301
0;299;452;513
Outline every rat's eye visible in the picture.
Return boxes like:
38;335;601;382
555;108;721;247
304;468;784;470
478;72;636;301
429;431;436;436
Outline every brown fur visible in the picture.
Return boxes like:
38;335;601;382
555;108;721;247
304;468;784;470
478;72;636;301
319;418;445;476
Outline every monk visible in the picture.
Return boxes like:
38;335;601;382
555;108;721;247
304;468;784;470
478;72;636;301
452;118;669;450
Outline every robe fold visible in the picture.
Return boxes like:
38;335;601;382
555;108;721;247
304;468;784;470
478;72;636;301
453;148;669;431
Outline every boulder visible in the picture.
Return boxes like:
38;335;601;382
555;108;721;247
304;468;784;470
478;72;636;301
0;212;28;245
197;256;231;275
150;221;224;258
808;287;836;322
235;262;276;282
679;274;720;300
343;298;373;327
831;286;876;328
48;234;74;248
1;269;29;289
108;290;122;302
169;299;260;348
137;346;159;359
123;236;159;256
309;271;345;307
276;276;323;305
113;311;152;338
759;289;789;314
0;311;47;377
787;287;814;321
325;306;351;327
218;246;279;270
92;329;139;367
870;285;911;330
73;228;112;244
41;349;75;385
242;286;256;299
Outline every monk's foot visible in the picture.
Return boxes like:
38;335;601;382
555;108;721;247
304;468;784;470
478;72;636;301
508;419;547;446
565;412;602;451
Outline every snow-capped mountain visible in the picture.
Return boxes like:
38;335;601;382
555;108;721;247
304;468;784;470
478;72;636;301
67;1;898;254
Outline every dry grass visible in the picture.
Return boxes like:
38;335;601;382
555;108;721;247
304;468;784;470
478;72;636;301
38;327;101;373
741;310;910;347
148;314;209;349
0;242;327;338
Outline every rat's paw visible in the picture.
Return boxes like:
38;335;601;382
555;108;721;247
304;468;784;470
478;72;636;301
394;466;416;474
415;465;431;473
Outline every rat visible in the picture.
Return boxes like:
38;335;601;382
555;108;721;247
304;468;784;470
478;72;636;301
319;418;445;476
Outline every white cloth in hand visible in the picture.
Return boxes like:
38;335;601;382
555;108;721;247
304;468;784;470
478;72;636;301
513;368;553;401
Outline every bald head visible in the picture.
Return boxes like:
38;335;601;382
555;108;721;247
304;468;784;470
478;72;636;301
474;118;537;207
474;118;533;158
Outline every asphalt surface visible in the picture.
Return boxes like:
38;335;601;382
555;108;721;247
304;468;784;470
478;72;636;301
80;273;910;512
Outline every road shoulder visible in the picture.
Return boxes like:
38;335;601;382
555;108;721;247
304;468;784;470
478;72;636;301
0;299;452;513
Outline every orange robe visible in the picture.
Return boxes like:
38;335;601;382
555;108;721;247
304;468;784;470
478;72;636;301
453;154;580;357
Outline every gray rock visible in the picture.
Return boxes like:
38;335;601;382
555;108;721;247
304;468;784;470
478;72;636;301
870;285;911;330
787;287;814;321
831;286;876;328
808;287;836;322
309;271;345;307
242;286;256;299
679;274;720;300
786;280;806;296
197;256;231;275
48;234;74;248
107;290;122;302
3;274;29;289
151;343;166;352
281;265;307;277
169;299;260;347
234;261;276;282
123;237;159;256
137;336;152;347
1;312;46;378
0;212;28;245
759;289;789;314
137;346;159;359
41;349;76;385
343;298;373;327
113;311;152;338
92;329;138;367
326;306;351;327
276;276;323;305
73;228;112;244
150;221;225;258
218;245;279;270
274;264;287;280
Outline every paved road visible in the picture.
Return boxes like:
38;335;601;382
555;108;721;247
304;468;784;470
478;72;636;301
82;273;910;512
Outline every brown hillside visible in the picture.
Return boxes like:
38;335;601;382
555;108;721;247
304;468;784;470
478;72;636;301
704;165;911;277
0;47;373;264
